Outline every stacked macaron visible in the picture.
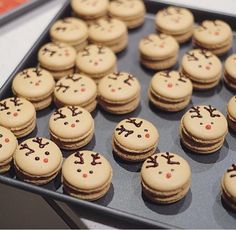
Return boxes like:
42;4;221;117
148;71;193;112
224;54;236;90
227;96;236;132
180;105;228;154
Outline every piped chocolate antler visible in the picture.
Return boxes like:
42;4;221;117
10;97;23;107
53;109;66;121
178;72;187;83
41;47;56;56
32;137;49;149
68;106;82;117
20;70;31;79
146;155;158;168
91;153;102;166
0;101;9;111
159;71;171;78
189;106;203;118
32;67;43;77
66;74;82;82
55;26;67;32
126;118;143;128
186;51;199;61
161;152;180;165
74;151;84;164
227;164;236;178
81;47;90;56
55;82;69;93
20;143;35;156
199;50;212;59
204;105;221;118
123;74;134;86
116;125;134;137
97;46;105;54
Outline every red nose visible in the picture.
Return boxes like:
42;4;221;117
71;124;75;128
13;112;18;117
5;138;9;143
167;83;173;88
205;124;211;130
83;173;87;178
111;89;116;92
81;88;86;92
206;66;211;70
214;31;219;35
43;158;48;163
145;133;150;138
166;173;172;179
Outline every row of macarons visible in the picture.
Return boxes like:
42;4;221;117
1;128;235;209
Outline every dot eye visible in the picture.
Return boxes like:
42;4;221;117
89;60;93;63
198;65;202;68
137;134;142;138
99;58;103;62
108;84;112;88
118;87;122;90
64;122;68;125
30;81;33;84
0;144;2;148
35;157;40;161
144;129;148;132
164;80;167;82
74;89;78;93
0;134;2;138
7;112;11;115
175;83;179;86
45;151;50;155
89;170;93;174
77;169;81;172
200;122;203;125
17;109;21;112
211;122;214;124
158;171;162;174
76;119;80;123
171;168;175;172
209;62;212;65
81;84;85;87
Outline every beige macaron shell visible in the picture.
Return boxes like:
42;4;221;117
141;152;191;191
98;72;140;102
49;106;94;139
225;54;236;79
151;71;192;99
38;43;76;70
223;165;236;198
0;98;35;129
0;126;17;162
89;18;127;42
71;0;108;16
12;68;55;99
183;105;228;140
76;45;116;75
194;20;232;46
14;138;62;176
227;96;236;119
50;18;88;44
62;151;112;190
54;74;97;105
156;7;193;33
182;49;222;80
109;0;145;18
139;34;179;59
114;118;159;151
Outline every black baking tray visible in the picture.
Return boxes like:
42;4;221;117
0;0;49;26
0;0;236;228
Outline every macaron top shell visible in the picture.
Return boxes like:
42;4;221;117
0;97;36;129
0;126;18;163
54;74;97;106
76;45;116;75
14;137;62;176
88;18;127;42
62;150;112;190
50;17;88;44
227;96;236;119
114;118;159;151
98;72;141;102
71;0;108;17
225;54;236;79
139;34;179;59
182;49;222;80
155;6;194;34
194;20;232;46
12;68;55;99
49;106;94;139
38;42;76;70
109;0;145;18
222;163;236;198
150;71;192;100
141;152;191;191
183;105;228;140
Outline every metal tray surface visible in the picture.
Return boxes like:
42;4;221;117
0;1;236;228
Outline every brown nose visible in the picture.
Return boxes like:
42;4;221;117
214;31;219;35
166;173;172;179
83;173;87;178
13;112;18;117
206;66;211;70
81;88;86;92
43;158;48;163
71;124;75;128
111;89;116;92
145;133;150;138
205;124;211;130
94;62;98;66
167;83;173;88
35;82;39;86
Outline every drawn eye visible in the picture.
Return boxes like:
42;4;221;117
118;87;122;90
30;81;33;84
198;65;202;68
209;62;212;65
89;60;93;63
35;157;40;161
45;151;50;155
76;119;80;123
99;58;103;62
211;122;214;124
74;89;78;93
171;168;175;172
81;84;85;87
64;122;68;125
108;84;112;88
137;134;142;138
144;129;148;132
0;134;2;138
158;171;162;174
175;83;179;86
200;122;203;125
0;144;2;148
17;109;21;112
89;170;93;174
164;80;167;82
7;112;11;115
77;169;81;172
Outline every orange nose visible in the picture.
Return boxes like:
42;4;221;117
43;158;48;163
13;112;18;117
83;173;87;178
166;173;172;179
71;124;75;128
205;124;211;130
167;83;173;88
145;133;150;138
206;66;211;70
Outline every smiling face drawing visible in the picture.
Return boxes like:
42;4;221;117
62;150;112;190
183;105;228;140
182;49;222;80
0;97;35;129
49;106;94;140
114;118;159;151
76;45;116;74
14;137;62;176
142;152;191;191
98;72;140;102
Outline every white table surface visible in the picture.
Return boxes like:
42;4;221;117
0;0;235;228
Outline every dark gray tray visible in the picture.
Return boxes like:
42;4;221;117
0;0;236;228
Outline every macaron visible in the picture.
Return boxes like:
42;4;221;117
12;67;55;110
139;33;179;70
112;117;159;162
54;73;97;112
0;97;36;138
0;126;18;173
227;95;236;132
181;49;222;90
71;0;109;22
50;17;88;52
76;44;117;83
98;72;141;114
14;137;63;185
221;163;236;211
193;20;233;56
224;54;236;90
108;0;146;29
62;150;112;201
180;105;228;154
38;42;76;80
88;17;128;53
141;152;191;204
49;106;94;150
155;6;194;43
148;71;193;112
